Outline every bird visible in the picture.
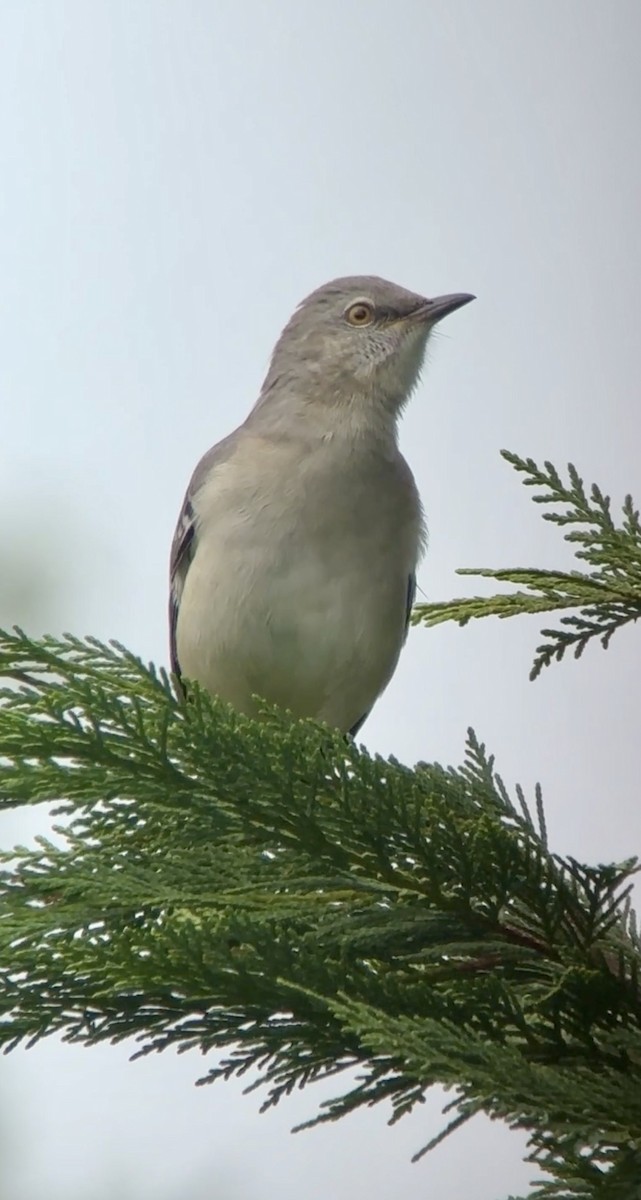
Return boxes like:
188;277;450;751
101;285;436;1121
169;276;474;736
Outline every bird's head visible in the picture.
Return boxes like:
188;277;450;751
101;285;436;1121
258;276;474;421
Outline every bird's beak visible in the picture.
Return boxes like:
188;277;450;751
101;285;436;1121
410;293;476;325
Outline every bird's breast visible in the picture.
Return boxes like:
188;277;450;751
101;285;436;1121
175;433;424;729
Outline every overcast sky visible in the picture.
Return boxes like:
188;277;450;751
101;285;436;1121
1;3;640;1198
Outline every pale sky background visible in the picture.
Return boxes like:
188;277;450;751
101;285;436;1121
1;2;640;1198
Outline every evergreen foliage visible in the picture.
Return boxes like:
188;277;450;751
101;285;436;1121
1;452;640;1199
414;451;641;678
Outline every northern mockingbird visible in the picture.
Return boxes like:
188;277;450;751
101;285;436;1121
170;276;473;735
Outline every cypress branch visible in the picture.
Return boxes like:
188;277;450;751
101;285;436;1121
413;452;641;678
0;628;640;1198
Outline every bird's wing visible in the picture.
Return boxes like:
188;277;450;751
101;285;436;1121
169;433;239;681
404;571;417;636
348;571;416;738
169;495;196;680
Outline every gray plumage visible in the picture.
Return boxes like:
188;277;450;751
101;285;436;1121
170;276;473;735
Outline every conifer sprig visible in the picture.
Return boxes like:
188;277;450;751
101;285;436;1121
413;452;641;678
1;629;640;1197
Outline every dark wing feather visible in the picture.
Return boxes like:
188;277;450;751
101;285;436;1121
348;571;416;738
169;495;196;680
404;572;417;632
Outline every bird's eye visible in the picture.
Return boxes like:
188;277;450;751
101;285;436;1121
344;301;375;327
